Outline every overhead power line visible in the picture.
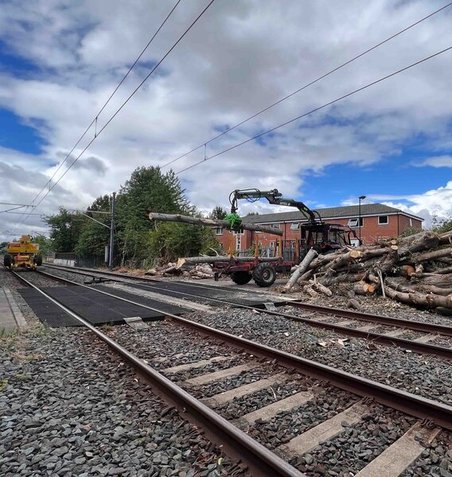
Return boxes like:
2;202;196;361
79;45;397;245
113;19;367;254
161;1;452;170
25;0;216;218
25;0;183;212
175;45;452;175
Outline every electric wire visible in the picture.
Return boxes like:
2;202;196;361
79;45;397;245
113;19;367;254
22;0;183;216
23;0;215;220
176;44;452;175
161;1;452;170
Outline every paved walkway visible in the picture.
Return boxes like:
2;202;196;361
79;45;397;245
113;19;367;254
0;287;26;333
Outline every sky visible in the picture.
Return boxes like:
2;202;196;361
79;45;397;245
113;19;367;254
0;0;451;242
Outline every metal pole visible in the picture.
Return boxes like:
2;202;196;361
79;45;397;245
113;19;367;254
358;198;362;245
358;195;366;245
108;192;116;269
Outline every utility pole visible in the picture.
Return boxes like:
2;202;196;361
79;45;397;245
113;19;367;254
108;192;116;269
358;195;366;245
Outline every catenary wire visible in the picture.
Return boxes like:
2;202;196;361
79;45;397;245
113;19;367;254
175;45;452;175
23;0;183;215
23;0;216;219
161;1;452;170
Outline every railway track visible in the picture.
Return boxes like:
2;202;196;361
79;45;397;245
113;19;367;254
40;264;452;360
10;269;452;475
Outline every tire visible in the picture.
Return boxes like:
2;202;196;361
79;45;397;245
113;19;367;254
3;254;12;268
34;255;43;266
231;271;252;285
253;262;277;287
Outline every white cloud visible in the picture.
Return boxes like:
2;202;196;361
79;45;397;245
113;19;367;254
414;155;452;168
0;0;452;241
363;181;452;227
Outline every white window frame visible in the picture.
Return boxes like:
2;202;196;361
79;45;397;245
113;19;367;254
378;216;389;225
290;222;300;230
348;218;363;228
214;226;224;235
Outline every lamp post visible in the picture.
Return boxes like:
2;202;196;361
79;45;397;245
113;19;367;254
358;195;366;245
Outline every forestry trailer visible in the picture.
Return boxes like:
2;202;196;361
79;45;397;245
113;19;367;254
213;188;356;287
3;235;42;270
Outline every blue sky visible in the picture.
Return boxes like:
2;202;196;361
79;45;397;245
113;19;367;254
0;0;451;240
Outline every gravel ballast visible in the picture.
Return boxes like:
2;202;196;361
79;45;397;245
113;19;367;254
183;309;452;405
0;327;242;476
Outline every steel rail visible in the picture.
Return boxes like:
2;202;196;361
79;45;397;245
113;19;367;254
43;263;452;336
24;269;452;430
37;267;452;359
287;302;452;337
11;270;303;477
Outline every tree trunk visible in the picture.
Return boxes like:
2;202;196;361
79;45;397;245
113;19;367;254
149;212;283;236
385;282;452;309
284;248;319;290
412;247;452;263
176;255;282;268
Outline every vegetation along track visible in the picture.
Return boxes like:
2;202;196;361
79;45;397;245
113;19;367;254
41;263;452;360
9;268;452;475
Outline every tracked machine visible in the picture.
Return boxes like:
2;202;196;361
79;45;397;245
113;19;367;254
3;235;42;270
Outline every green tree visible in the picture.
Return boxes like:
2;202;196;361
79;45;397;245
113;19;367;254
75;196;111;258
116;167;191;264
210;206;228;220
45;208;85;252
432;217;452;233
32;235;53;256
148;222;221;264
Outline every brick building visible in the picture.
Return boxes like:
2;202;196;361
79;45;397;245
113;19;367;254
215;203;423;255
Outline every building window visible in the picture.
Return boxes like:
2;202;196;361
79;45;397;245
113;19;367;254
409;218;413;226
378;216;388;225
270;223;280;229
290;222;300;230
348;218;363;228
214;227;223;235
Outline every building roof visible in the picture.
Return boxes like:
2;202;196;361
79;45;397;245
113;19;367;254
242;203;423;224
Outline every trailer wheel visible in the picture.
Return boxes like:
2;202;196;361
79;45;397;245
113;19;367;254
34;255;43;266
3;254;12;268
253;262;276;287
231;271;252;285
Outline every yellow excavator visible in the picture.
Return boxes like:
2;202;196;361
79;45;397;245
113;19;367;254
3;235;42;270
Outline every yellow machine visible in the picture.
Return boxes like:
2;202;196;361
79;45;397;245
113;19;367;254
4;235;42;270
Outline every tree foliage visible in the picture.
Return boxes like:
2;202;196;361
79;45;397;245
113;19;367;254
210;206;228;220
45;166;221;267
46;208;85;252
432;217;452;233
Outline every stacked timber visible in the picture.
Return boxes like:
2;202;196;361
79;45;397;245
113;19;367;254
284;230;452;311
145;262;215;279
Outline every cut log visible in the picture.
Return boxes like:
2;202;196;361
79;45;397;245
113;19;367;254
439;230;452;245
304;285;320;298
385;282;452;309
416;273;452;288
321;272;365;286
284;248;319;291
176;255;281;269
398;231;440;258
413;247;452;263
312;282;333;297
149;212;283;236
353;281;378;295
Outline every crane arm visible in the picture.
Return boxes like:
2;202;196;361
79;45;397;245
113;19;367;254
229;188;321;224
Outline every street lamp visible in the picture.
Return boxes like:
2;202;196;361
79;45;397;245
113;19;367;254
358;195;366;245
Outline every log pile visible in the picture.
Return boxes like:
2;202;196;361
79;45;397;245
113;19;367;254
145;262;215;279
284;230;452;311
